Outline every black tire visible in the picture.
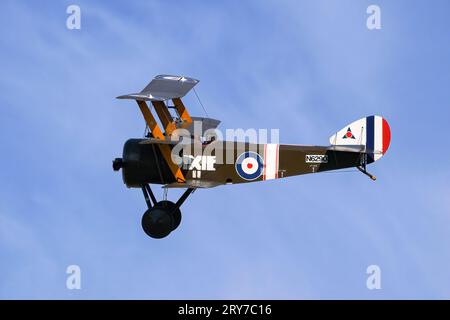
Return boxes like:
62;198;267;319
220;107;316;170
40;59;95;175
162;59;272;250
155;200;182;231
141;207;174;239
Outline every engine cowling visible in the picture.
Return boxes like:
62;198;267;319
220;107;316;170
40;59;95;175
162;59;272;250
113;139;175;187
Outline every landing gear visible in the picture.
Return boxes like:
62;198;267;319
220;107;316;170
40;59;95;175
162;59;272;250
140;185;194;239
357;154;377;181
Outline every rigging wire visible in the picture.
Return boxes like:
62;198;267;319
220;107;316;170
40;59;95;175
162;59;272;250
143;124;149;138
193;87;209;117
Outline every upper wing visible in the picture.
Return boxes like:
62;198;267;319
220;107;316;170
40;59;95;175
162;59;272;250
117;75;199;101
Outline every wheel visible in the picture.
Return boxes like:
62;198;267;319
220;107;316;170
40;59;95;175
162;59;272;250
141;206;174;239
155;200;182;231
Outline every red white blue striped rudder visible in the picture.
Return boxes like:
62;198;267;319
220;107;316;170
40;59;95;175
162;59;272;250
329;115;391;163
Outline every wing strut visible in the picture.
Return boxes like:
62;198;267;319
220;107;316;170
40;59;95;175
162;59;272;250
151;101;177;135
136;100;185;182
172;98;192;125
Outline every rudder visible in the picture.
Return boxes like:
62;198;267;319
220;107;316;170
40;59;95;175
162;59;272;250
329;115;391;162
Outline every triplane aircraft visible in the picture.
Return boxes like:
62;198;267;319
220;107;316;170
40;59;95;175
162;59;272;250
113;75;391;239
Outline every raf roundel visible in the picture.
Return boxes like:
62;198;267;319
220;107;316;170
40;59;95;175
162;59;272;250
235;151;263;180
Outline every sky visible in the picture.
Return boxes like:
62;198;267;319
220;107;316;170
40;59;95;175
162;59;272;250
1;0;450;299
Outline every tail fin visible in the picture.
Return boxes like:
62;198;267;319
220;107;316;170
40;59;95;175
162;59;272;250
329;115;391;162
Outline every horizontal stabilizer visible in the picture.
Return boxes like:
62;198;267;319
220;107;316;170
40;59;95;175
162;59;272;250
327;145;366;153
117;75;199;101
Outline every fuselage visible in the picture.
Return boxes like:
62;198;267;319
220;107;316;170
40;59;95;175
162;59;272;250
118;139;363;188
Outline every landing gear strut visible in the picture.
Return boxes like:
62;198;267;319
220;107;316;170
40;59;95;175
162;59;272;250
140;185;195;239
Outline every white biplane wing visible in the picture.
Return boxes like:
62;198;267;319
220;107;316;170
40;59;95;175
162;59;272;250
117;75;199;101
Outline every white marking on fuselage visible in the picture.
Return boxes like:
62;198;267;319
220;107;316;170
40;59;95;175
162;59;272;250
263;144;279;180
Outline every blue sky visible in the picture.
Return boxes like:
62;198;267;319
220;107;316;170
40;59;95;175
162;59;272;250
1;0;450;299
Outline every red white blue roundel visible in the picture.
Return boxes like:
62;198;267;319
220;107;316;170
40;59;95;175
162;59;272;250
235;151;263;180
